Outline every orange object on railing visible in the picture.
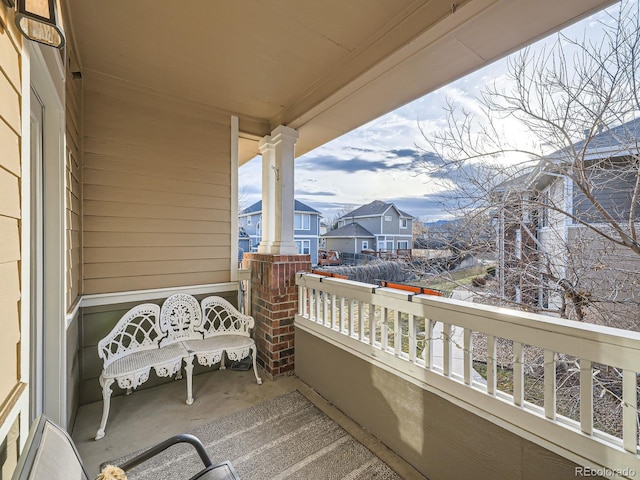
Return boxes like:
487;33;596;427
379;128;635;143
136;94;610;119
310;269;348;280
310;271;443;296
378;280;444;297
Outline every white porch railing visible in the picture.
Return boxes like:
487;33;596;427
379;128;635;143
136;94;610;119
295;272;640;478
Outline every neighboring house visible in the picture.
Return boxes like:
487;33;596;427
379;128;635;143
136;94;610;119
496;118;640;319
239;200;322;264
238;226;251;261
323;200;414;254
0;2;623;479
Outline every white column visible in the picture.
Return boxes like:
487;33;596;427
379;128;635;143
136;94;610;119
258;135;276;253
258;125;299;255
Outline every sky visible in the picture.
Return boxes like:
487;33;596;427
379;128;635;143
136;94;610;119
239;3;619;224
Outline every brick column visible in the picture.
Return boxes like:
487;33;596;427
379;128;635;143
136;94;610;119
242;253;311;379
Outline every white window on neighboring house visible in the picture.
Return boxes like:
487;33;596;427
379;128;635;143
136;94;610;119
384;215;392;222
295;213;311;230
386;241;393;251
296;240;310;255
397;240;409;250
362;240;369;250
400;218;408;229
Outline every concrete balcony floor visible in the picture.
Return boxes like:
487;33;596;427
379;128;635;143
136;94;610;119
72;369;425;479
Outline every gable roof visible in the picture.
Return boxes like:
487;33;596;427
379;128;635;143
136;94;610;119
241;199;321;216
547;117;640;165
322;223;375;238
339;200;414;220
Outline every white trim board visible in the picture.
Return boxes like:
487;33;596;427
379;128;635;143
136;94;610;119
79;282;241;309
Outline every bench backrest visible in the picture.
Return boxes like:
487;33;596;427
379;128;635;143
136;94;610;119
98;303;162;368
159;294;203;346
199;296;254;338
12;415;89;480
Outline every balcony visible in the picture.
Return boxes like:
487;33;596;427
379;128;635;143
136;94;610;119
69;273;640;479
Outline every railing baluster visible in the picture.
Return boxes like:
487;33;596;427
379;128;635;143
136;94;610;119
443;323;452;377
369;303;376;346
358;300;365;341
394;311;401;356
382;307;389;352
298;284;304;317
315;289;321;322
348;299;355;337
623;369;638;453
408;314;416;362
309;289;316;321
513;342;524;407
487;335;497;396
580;359;593;435
338;296;345;333
463;328;472;385
544;350;556;420
424;319;434;369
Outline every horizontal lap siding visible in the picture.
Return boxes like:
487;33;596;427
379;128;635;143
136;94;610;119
66;40;83;309
82;73;232;294
65;29;83;430
0;3;22;474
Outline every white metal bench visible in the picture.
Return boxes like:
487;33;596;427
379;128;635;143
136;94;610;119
96;294;261;440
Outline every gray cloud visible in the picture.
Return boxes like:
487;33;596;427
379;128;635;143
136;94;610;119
295;189;336;196
298;155;398;173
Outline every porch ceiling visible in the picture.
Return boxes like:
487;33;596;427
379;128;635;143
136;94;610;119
65;0;614;163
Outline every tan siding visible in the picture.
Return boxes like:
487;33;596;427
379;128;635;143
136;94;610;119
82;72;232;294
0;2;21;443
83;231;228;248
66;37;83;309
84;271;230;294
0;118;19;176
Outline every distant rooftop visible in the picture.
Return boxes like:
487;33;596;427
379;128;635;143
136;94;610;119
322;222;375;238
241;199;320;215
339;200;414;220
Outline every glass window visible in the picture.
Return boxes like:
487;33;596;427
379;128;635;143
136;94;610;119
362;240;369;250
296;240;310;254
400;219;408;228
397;241;409;249
295;213;311;230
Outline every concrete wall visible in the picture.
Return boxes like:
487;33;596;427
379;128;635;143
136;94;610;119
295;328;602;480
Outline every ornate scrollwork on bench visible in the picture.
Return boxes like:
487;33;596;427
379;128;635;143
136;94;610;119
95;294;261;440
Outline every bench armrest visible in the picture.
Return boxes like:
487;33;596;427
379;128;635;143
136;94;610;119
112;434;212;473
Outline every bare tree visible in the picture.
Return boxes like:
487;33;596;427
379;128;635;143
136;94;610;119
325;204;358;231
416;0;640;330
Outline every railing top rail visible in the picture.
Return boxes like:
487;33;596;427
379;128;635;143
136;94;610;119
296;272;640;368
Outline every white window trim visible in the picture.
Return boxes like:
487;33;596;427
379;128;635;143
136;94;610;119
362;240;369;250
295;213;311;230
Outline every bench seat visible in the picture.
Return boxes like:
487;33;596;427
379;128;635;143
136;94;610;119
183;336;254;367
96;294;261;440
103;342;188;386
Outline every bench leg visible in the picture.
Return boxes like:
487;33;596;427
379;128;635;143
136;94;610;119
251;345;262;385
184;355;194;405
96;375;115;440
219;351;226;370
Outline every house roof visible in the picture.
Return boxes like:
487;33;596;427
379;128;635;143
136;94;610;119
322;223;375;238
66;1;612;163
240;199;320;216
497;118;640;194
339;200;414;220
547;117;640;164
